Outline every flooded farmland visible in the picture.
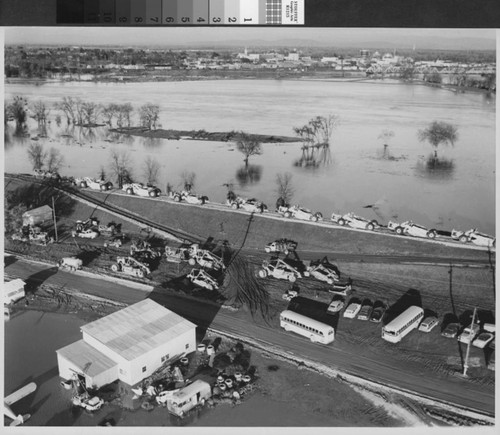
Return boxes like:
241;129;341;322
4;79;495;235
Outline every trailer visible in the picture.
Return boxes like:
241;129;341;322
166;380;211;417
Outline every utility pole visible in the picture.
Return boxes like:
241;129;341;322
52;196;58;243
462;306;477;377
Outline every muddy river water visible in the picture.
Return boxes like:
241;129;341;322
4;79;495;234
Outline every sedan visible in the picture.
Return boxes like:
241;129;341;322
472;332;495;349
357;304;373;321
327;299;345;315
343;302;361;319
441;322;461;338
369;305;386;323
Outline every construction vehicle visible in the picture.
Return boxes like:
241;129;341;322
122;182;161;197
188;248;225;271
98;221;120;237
12;225;53;245
165;245;191;263
258;258;302;282
130;239;161;258
110;256;151;278
187;268;219;290
278;205;323;222
75;177;113;191
265;238;298;255
170;190;208;205
304;260;340;284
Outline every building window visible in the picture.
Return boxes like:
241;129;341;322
119;368;125;375
142;366;147;373
185;343;189;349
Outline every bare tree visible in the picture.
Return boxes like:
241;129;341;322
31;100;50;124
418;121;458;159
109;149;133;188
139;103;160;130
235;131;262;166
120;103;134;127
294;114;339;146
102;103;119;127
180;170;196;191
80;101;100;125
27;143;47;170
46;147;64;172
143;156;161;185
7;96;28;133
56;96;77;124
275;172;294;208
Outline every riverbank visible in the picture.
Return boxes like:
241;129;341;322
109;127;299;143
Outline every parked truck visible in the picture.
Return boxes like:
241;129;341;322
58;257;83;271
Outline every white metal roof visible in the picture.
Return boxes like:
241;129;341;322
4;279;25;293
81;299;196;361
57;339;117;377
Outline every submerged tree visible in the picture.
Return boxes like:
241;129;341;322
294;114;339;147
418;121;458;160
46;147;64;172
180;170;196;191
235;131;262;166
139;103;160;130
27;143;47;170
143;156;161;185
7;96;28;134
275;172;294;209
31;100;50;125
109;149;133;188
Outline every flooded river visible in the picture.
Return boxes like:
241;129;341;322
4;79;496;234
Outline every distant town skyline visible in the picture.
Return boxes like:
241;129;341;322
3;27;496;51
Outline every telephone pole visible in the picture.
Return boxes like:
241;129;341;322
52;196;58;242
462;306;477;377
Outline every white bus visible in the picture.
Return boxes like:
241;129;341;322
382;306;424;343
280;310;335;344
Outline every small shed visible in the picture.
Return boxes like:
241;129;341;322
4;279;25;304
22;205;53;227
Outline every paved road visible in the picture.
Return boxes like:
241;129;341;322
5;257;495;416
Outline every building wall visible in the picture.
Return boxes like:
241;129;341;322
56;353;118;389
124;328;196;386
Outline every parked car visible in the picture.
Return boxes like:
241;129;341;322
451;228;495;248
418;316;439;333
278;205;323;222
458;323;481;344
331;212;379;231
343;302;362;319
304;261;340;284
357;303;373;321
441;322;461;338
369;304;386;323
327;299;345;315
387;220;437;239
472;332;495;349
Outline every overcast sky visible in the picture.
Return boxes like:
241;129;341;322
3;27;496;50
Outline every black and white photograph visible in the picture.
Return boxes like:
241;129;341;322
2;25;496;429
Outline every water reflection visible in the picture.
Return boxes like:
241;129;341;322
293;144;332;169
236;164;262;187
414;154;455;181
141;136;163;149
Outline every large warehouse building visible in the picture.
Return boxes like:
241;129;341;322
56;299;197;389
